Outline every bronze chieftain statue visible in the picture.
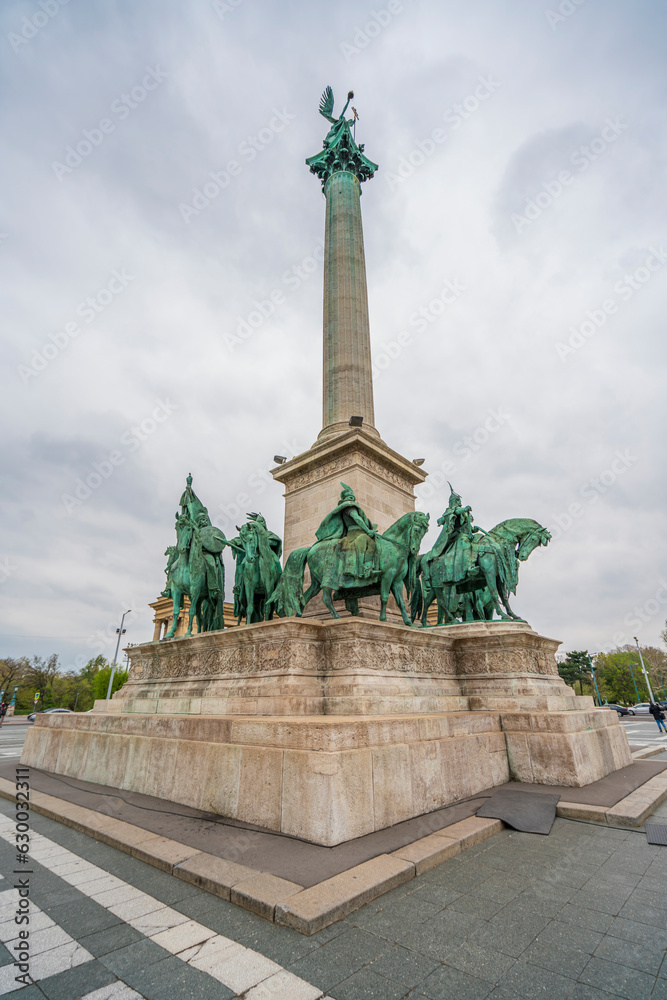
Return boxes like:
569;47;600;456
268;484;429;624
412;485;552;626
227;513;282;625
162;475;227;638
160;477;284;638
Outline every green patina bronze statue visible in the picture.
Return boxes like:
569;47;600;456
227;512;283;625
412;485;552;626
306;86;378;187
268;484;429;625
161;474;227;638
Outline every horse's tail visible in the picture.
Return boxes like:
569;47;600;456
409;554;423;622
266;546;309;618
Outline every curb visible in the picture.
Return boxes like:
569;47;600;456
557;770;667;827
0;776;501;934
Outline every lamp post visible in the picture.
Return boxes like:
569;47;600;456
633;637;655;703
106;610;131;703
589;664;602;706
627;656;641;703
658;671;667;700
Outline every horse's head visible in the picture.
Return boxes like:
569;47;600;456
383;511;430;552
517;523;552;561
410;511;430;554
242;521;260;561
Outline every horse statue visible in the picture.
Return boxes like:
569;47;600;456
161;475;226;639
228;514;282;625
413;517;551;626
268;510;430;625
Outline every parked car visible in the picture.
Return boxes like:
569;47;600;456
27;708;73;722
604;704;630;717
627;703;652;715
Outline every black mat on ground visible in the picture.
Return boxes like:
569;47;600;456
0;761;493;888
645;824;667;846
477;787;560;835
496;759;667;806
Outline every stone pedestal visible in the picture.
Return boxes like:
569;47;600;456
21;620;632;846
271;428;426;561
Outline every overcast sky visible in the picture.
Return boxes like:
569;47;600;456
2;0;666;672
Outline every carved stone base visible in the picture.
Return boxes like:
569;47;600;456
103;618;467;717
20;619;632;846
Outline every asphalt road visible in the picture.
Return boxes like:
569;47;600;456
617;713;667;750
0;717;30;761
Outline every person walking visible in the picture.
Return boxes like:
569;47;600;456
0;702;8;727
648;700;667;734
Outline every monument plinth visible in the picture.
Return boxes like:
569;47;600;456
272;427;425;558
24;620;630;846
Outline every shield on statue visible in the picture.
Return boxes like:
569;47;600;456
199;526;226;554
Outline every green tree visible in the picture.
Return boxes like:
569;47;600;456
80;655;108;682
639;646;667;700
0;657;28;702
594;649;649;706
558;650;593;696
23;654;60;710
92;666;129;701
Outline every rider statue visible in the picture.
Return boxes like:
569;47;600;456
423;484;487;585
315;483;378;582
227;512;283;624
161;475;227;635
193;510;226;604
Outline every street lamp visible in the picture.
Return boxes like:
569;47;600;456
633;637;655;702
589;664;602;706
106;610;132;703
626;655;641;703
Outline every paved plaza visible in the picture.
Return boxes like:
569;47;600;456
1;772;666;999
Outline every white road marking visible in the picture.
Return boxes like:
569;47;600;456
79;985;144;1000
0;886;93;994
0;815;325;998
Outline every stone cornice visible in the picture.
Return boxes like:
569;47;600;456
271;428;427;491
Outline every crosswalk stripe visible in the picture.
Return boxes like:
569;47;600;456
0;815;324;999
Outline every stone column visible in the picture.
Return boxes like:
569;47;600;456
319;171;378;441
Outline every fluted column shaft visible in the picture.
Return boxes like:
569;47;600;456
319;170;377;439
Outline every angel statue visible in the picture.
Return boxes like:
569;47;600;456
306;85;378;187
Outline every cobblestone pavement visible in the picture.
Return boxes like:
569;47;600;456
1;796;666;999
